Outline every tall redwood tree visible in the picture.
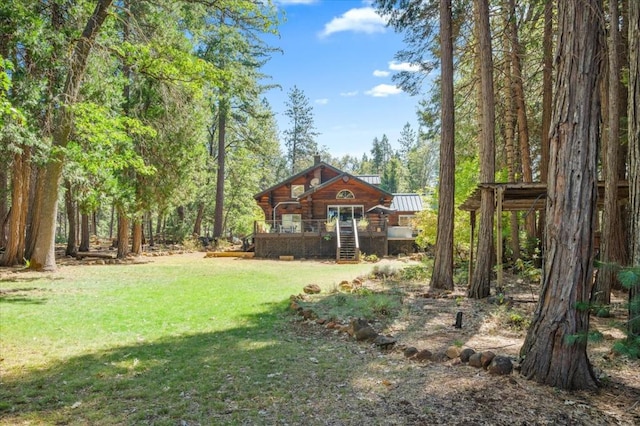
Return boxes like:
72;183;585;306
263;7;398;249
519;0;603;390
430;0;455;291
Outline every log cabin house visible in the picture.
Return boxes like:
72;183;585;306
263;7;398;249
250;156;423;262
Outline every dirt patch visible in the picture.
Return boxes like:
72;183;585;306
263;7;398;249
290;272;640;425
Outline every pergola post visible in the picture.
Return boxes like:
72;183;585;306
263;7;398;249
496;186;504;291
468;210;476;289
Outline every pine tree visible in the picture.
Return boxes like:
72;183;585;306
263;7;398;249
283;86;318;174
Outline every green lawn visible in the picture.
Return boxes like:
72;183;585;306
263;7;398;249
0;255;388;425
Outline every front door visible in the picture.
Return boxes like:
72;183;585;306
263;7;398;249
327;205;364;225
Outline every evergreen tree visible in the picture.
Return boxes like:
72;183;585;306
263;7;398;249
283;86;318;174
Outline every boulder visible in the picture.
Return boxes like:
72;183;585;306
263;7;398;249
446;346;462;359
403;347;419;358
468;353;483;368
348;318;379;341
303;284;321;294
480;351;496;369
414;349;433;362
460;348;476;363
488;356;513;375
374;335;397;350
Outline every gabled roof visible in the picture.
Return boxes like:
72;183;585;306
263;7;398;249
390;193;424;212
253;161;342;200
298;172;392;199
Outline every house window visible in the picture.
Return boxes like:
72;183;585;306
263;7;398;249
281;214;301;233
291;184;305;198
398;215;415;227
336;189;355;199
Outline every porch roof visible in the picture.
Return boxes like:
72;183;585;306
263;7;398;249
458;181;630;212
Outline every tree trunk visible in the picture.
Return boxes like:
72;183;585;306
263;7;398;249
502;8;520;262
116;208;129;259
628;0;640;337
109;203;115;240
131;216;142;255
1;148;30;266
213;99;228;241
79;212;90;252
519;0;602;390
64;181;77;257
147;212;154;247
0;164;8;249
507;0;535;241
593;0;623;306
469;0;496;299
431;0;455;291
193;202;205;236
29;0;114;271
538;0;553;244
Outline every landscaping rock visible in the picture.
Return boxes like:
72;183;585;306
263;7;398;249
403;347;419;358
414;349;432;362
303;284;321;294
349;318;378;341
300;309;316;320
480;351;496;369
460;348;476;363
468;353;483;368
446;346;462;359
488;356;513;375
374;335;396;350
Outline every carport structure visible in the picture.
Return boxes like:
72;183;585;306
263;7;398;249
459;181;630;290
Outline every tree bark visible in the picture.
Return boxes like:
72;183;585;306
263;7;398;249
29;0;114;271
469;0;496;299
507;0;535;241
538;0;553;245
502;5;520;262
193;202;205;236
519;0;602;390
131;215;142;255
213;98;228;241
0;163;8;249
1;148;31;266
79;212;90;252
64;181;77;257
628;0;640;337
146;212;154;247
431;0;455;291
593;0;623;306
116;208;129;259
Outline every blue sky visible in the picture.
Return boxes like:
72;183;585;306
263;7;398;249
263;0;432;158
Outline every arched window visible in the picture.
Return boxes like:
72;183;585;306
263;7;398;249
336;189;355;199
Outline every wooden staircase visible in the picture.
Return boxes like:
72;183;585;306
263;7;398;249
337;223;360;263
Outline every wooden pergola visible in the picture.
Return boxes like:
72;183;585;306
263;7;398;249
459;181;630;290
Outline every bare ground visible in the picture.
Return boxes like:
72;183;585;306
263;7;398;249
288;262;640;426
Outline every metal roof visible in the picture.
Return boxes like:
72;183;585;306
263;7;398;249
390;193;424;212
356;175;381;185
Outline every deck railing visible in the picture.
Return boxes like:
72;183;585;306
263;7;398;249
253;218;387;235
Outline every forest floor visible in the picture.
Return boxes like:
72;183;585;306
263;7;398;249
286;261;640;425
1;250;639;425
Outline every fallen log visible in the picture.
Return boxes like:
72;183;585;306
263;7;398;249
76;252;116;260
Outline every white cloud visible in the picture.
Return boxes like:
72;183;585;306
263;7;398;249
340;91;359;97
319;7;387;38
315;98;329;105
388;61;421;72
373;70;390;77
365;84;402;97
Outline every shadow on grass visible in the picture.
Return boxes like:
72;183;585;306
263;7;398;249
2;290;638;425
0;288;47;305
